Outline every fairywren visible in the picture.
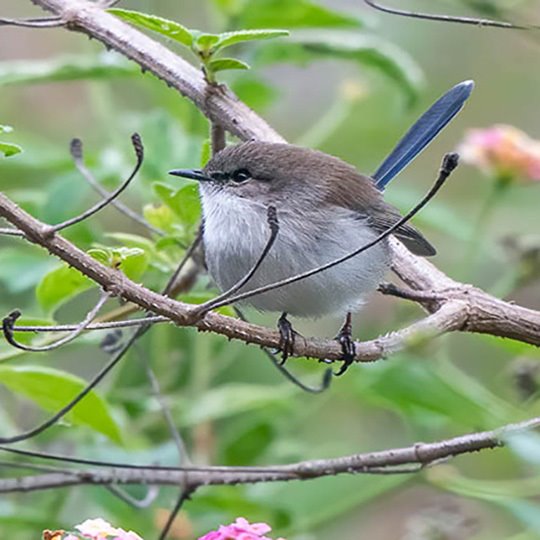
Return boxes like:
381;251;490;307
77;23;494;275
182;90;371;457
170;81;473;372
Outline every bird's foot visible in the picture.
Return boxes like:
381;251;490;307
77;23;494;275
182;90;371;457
334;312;356;376
277;312;297;365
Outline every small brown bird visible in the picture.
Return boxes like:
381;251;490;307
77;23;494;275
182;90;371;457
170;81;473;373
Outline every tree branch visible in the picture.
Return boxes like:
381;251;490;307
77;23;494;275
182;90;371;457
1;417;538;494
1;191;538;367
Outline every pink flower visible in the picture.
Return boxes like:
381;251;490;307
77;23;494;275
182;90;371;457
458;124;540;183
198;518;285;540
74;518;143;540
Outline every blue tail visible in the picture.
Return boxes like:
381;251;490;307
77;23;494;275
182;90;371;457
373;80;474;190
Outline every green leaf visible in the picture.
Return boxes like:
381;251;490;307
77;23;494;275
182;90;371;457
0;140;20;157
238;0;364;29
114;247;149;280
0;248;56;293
256;31;423;105
143;203;178;234
208;57;250;73
0;124;22;158
108;8;193;47
194;33;222;52
36;264;94;313
87;248;111;266
152;181;201;233
359;357;521;429
0;54;137;86
216;29;289;50
0;365;122;442
0;142;21;158
178;383;295;425
105;232;157;255
200;139;211;168
88;247;149;280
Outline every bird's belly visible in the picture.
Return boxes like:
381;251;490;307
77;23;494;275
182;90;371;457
204;212;391;318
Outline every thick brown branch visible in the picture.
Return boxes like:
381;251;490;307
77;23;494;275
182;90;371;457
0;188;538;364
0;191;461;362
1;417;538;493
390;239;540;345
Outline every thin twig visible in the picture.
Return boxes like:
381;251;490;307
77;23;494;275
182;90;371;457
0;16;64;28
162;228;203;297
49;133;143;233
362;0;529;29
2;290;110;352
0;227;23;237
105;484;159;509
70;138;163;236
12;316;168;333
144;360;192;465
158;487;196;540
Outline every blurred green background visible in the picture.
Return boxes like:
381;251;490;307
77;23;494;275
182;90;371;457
0;1;539;539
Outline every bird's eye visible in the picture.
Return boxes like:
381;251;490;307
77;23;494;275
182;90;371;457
230;168;252;183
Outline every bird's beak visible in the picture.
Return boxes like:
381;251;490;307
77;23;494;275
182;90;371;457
168;168;212;182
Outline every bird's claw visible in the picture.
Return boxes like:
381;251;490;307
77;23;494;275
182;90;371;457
277;312;297;365
334;312;356;376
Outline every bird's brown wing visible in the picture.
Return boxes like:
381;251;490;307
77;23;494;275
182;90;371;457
368;202;436;256
322;168;436;257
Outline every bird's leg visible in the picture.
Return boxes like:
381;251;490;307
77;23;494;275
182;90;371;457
334;312;356;376
277;312;297;365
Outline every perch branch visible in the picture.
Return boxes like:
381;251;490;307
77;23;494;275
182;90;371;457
1;189;538;365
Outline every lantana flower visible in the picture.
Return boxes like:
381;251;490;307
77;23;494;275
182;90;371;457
458;124;540;183
43;518;143;540
76;518;143;540
198;517;285;540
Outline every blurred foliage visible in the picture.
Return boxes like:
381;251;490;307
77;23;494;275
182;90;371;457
0;124;22;158
0;0;539;539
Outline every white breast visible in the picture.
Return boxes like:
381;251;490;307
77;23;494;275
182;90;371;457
201;190;391;318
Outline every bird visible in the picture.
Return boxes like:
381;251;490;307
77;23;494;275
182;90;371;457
170;80;474;374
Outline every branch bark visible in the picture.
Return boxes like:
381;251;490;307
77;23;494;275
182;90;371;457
0;191;470;362
2;417;538;493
